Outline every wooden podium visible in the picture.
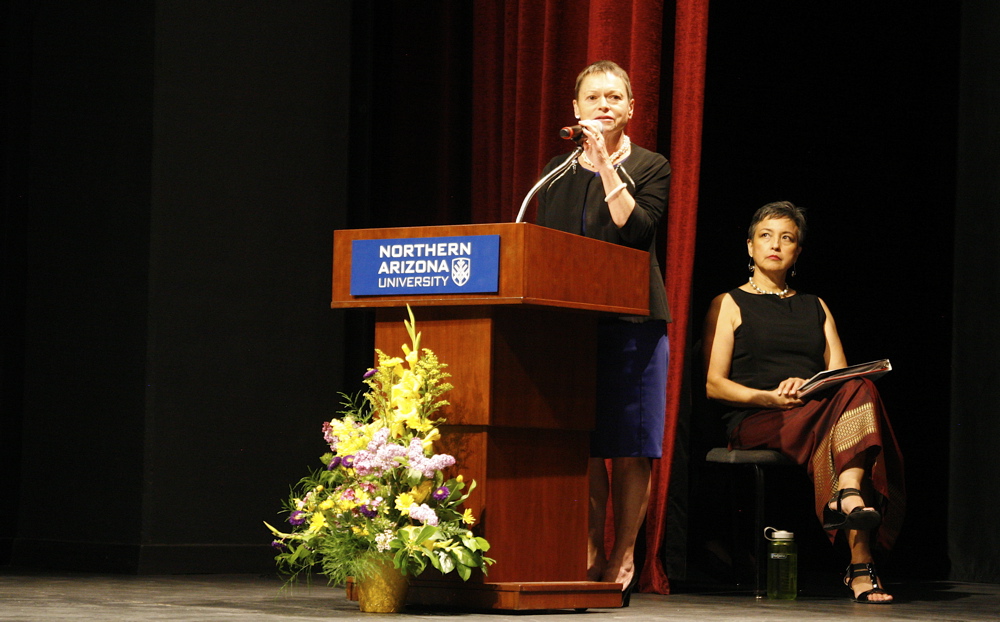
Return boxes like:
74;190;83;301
331;223;648;610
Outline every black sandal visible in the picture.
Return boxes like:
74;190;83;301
822;487;882;530
845;562;893;604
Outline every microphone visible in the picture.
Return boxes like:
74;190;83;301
559;124;602;140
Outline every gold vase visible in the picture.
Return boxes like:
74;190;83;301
357;557;409;613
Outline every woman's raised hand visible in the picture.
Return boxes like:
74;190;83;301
579;120;609;166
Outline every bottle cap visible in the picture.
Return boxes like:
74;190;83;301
764;526;794;540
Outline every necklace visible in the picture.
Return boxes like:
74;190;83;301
748;277;789;298
580;134;631;170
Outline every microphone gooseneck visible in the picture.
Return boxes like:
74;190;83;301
515;144;583;223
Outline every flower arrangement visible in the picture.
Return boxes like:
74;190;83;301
266;306;494;586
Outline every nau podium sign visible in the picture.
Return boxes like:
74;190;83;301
350;234;501;296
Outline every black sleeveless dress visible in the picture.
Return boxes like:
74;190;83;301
723;288;827;435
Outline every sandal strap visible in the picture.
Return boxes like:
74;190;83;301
855;587;889;602
845;562;881;590
832;488;865;512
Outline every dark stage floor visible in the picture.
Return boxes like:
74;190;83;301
1;569;998;622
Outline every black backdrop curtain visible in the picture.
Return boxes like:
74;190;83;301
950;0;1000;584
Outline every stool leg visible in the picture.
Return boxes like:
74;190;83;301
753;464;765;599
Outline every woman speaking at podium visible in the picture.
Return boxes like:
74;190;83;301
535;60;671;603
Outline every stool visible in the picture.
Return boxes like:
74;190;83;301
705;448;794;598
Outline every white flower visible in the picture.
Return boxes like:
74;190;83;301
375;529;396;552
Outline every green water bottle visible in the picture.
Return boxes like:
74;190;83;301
764;527;797;600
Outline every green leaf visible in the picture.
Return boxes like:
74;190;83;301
427;551;442;572
405;469;423;487
264;521;290;538
394;547;408;568
452;547;476;567
405;304;421;352
456;563;471;581
457;480;477;503
437;551;455;574
412;523;438;545
288;546;309;564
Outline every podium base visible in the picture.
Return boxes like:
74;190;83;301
407;579;624;611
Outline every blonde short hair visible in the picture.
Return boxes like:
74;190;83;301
574;60;633;101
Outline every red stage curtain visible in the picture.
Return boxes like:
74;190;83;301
652;0;709;596
470;0;708;594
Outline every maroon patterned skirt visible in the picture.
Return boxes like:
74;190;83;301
730;378;906;550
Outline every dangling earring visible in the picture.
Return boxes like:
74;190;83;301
748;257;755;273
791;262;797;278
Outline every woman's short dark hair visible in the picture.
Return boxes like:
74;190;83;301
574;60;633;101
748;201;807;244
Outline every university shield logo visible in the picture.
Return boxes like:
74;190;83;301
451;257;471;286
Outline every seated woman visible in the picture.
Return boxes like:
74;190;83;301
702;201;905;604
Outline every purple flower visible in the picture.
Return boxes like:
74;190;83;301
408;503;439;526
353;429;407;476
406;439;456;478
326;455;342;470
363;368;377;379
359;505;377;519
367;427;391;451
271;540;287;550
288;511;306;526
432;486;449;501
342;455;355;468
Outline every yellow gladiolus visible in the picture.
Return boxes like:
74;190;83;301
380;356;404;378
406;413;434;433
402;343;420;366
421;428;440;451
394;396;418;418
389;419;407;439
411;480;433;504
395;370;421;395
